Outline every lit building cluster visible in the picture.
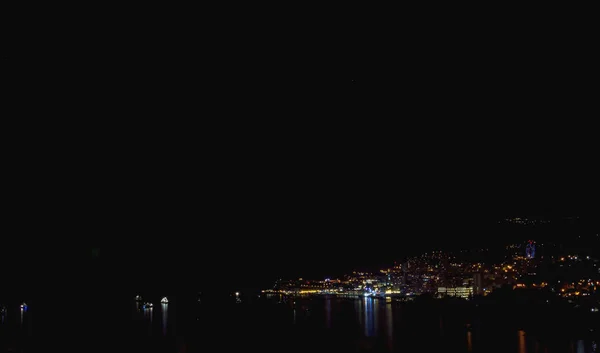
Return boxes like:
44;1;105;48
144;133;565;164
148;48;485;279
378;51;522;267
263;238;600;310
501;217;550;225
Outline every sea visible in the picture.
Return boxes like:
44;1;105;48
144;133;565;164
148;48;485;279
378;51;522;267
0;294;597;352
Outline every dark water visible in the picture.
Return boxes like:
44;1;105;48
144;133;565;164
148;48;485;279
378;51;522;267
0;306;32;352
1;296;596;352
117;295;598;353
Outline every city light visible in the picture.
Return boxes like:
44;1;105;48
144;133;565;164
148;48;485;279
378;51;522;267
260;237;598;312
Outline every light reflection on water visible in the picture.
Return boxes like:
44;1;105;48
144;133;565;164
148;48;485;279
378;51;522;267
0;303;31;351
355;298;363;328
161;303;168;336
127;297;599;353
355;298;391;340
518;330;526;353
373;298;378;336
467;330;472;352
363;297;374;337
325;298;331;329
574;339;598;353
323;299;597;352
384;301;393;352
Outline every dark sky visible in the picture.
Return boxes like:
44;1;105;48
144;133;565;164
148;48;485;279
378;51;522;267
3;19;598;292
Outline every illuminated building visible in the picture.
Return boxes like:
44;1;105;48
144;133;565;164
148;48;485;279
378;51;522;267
525;240;535;258
437;286;473;299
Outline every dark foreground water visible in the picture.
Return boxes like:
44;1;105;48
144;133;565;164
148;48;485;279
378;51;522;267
0;296;597;352
117;295;598;353
0;306;32;352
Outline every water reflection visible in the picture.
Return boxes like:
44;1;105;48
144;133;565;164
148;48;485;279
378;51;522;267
161;303;168;336
373;299;379;336
292;308;296;324
355;299;363;328
144;307;153;321
518;330;526;353
467;330;472;352
123;296;600;353
384;301;393;352
20;307;23;328
363;297;374;337
576;340;585;353
353;298;397;349
325;298;331;329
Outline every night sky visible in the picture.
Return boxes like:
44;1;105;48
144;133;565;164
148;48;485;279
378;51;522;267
3;21;598;293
